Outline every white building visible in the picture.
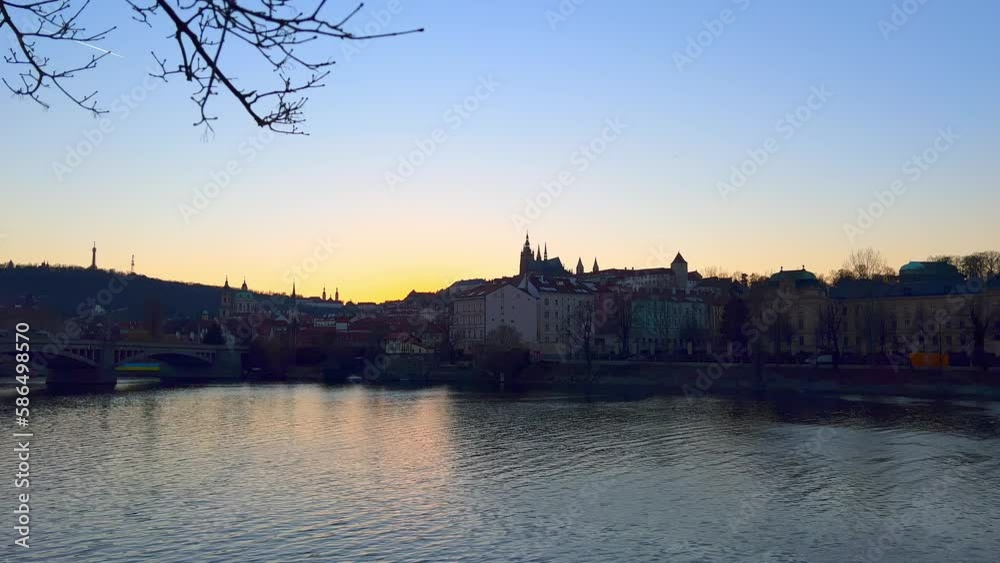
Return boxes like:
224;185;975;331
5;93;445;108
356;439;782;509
450;280;538;352
519;275;597;358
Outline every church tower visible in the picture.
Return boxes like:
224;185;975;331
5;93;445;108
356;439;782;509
592;258;600;273
220;276;233;318
519;232;534;275
287;281;299;319
576;257;584;275
671;252;688;289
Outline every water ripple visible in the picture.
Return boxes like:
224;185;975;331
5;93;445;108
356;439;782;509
16;384;1000;562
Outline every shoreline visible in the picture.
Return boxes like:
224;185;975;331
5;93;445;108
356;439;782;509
418;361;1000;401
10;362;999;402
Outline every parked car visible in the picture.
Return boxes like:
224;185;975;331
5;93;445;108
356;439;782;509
804;354;834;368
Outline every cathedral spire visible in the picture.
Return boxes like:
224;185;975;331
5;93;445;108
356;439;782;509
544;243;548;261
576;257;584;275
322;286;326;301
592;258;600;273
536;245;542;261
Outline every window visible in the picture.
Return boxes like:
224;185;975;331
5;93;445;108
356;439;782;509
799;335;805;346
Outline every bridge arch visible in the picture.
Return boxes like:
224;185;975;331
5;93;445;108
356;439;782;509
0;345;99;368
114;349;215;368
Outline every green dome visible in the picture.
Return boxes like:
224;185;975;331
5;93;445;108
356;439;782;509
899;260;961;279
770;268;817;283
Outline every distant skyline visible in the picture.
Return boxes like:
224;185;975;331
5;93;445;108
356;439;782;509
4;0;999;302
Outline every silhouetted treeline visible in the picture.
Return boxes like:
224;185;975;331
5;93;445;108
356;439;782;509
0;265;230;322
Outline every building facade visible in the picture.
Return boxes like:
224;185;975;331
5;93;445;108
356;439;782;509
450;280;538;352
519;275;596;358
220;277;259;318
630;290;708;356
832;262;1000;360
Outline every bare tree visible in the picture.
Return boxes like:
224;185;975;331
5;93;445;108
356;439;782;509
927;254;961;268
563;299;594;368
478;325;528;380
0;0;113;113
1;0;422;134
612;291;633;358
818;301;846;368
958;251;1000;280
701;265;730;280
679;314;706;356
965;292;995;370
484;324;523;352
843;247;895;280
983;251;1000;278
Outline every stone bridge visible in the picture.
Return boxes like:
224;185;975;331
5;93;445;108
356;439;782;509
0;334;248;391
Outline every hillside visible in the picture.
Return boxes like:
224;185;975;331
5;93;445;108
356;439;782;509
0;265;231;321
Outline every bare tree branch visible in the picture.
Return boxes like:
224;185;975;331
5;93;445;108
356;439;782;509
843;247;895;281
1;0;423;134
0;0;114;114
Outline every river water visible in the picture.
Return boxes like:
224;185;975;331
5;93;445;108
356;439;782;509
14;382;1000;562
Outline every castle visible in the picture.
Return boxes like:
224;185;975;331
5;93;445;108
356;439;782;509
518;232;598;277
219;277;260;317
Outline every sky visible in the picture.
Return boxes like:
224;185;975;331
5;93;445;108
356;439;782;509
3;0;998;302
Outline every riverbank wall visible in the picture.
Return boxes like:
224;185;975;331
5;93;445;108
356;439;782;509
421;361;1000;400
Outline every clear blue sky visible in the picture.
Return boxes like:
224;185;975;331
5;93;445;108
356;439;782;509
3;0;998;301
